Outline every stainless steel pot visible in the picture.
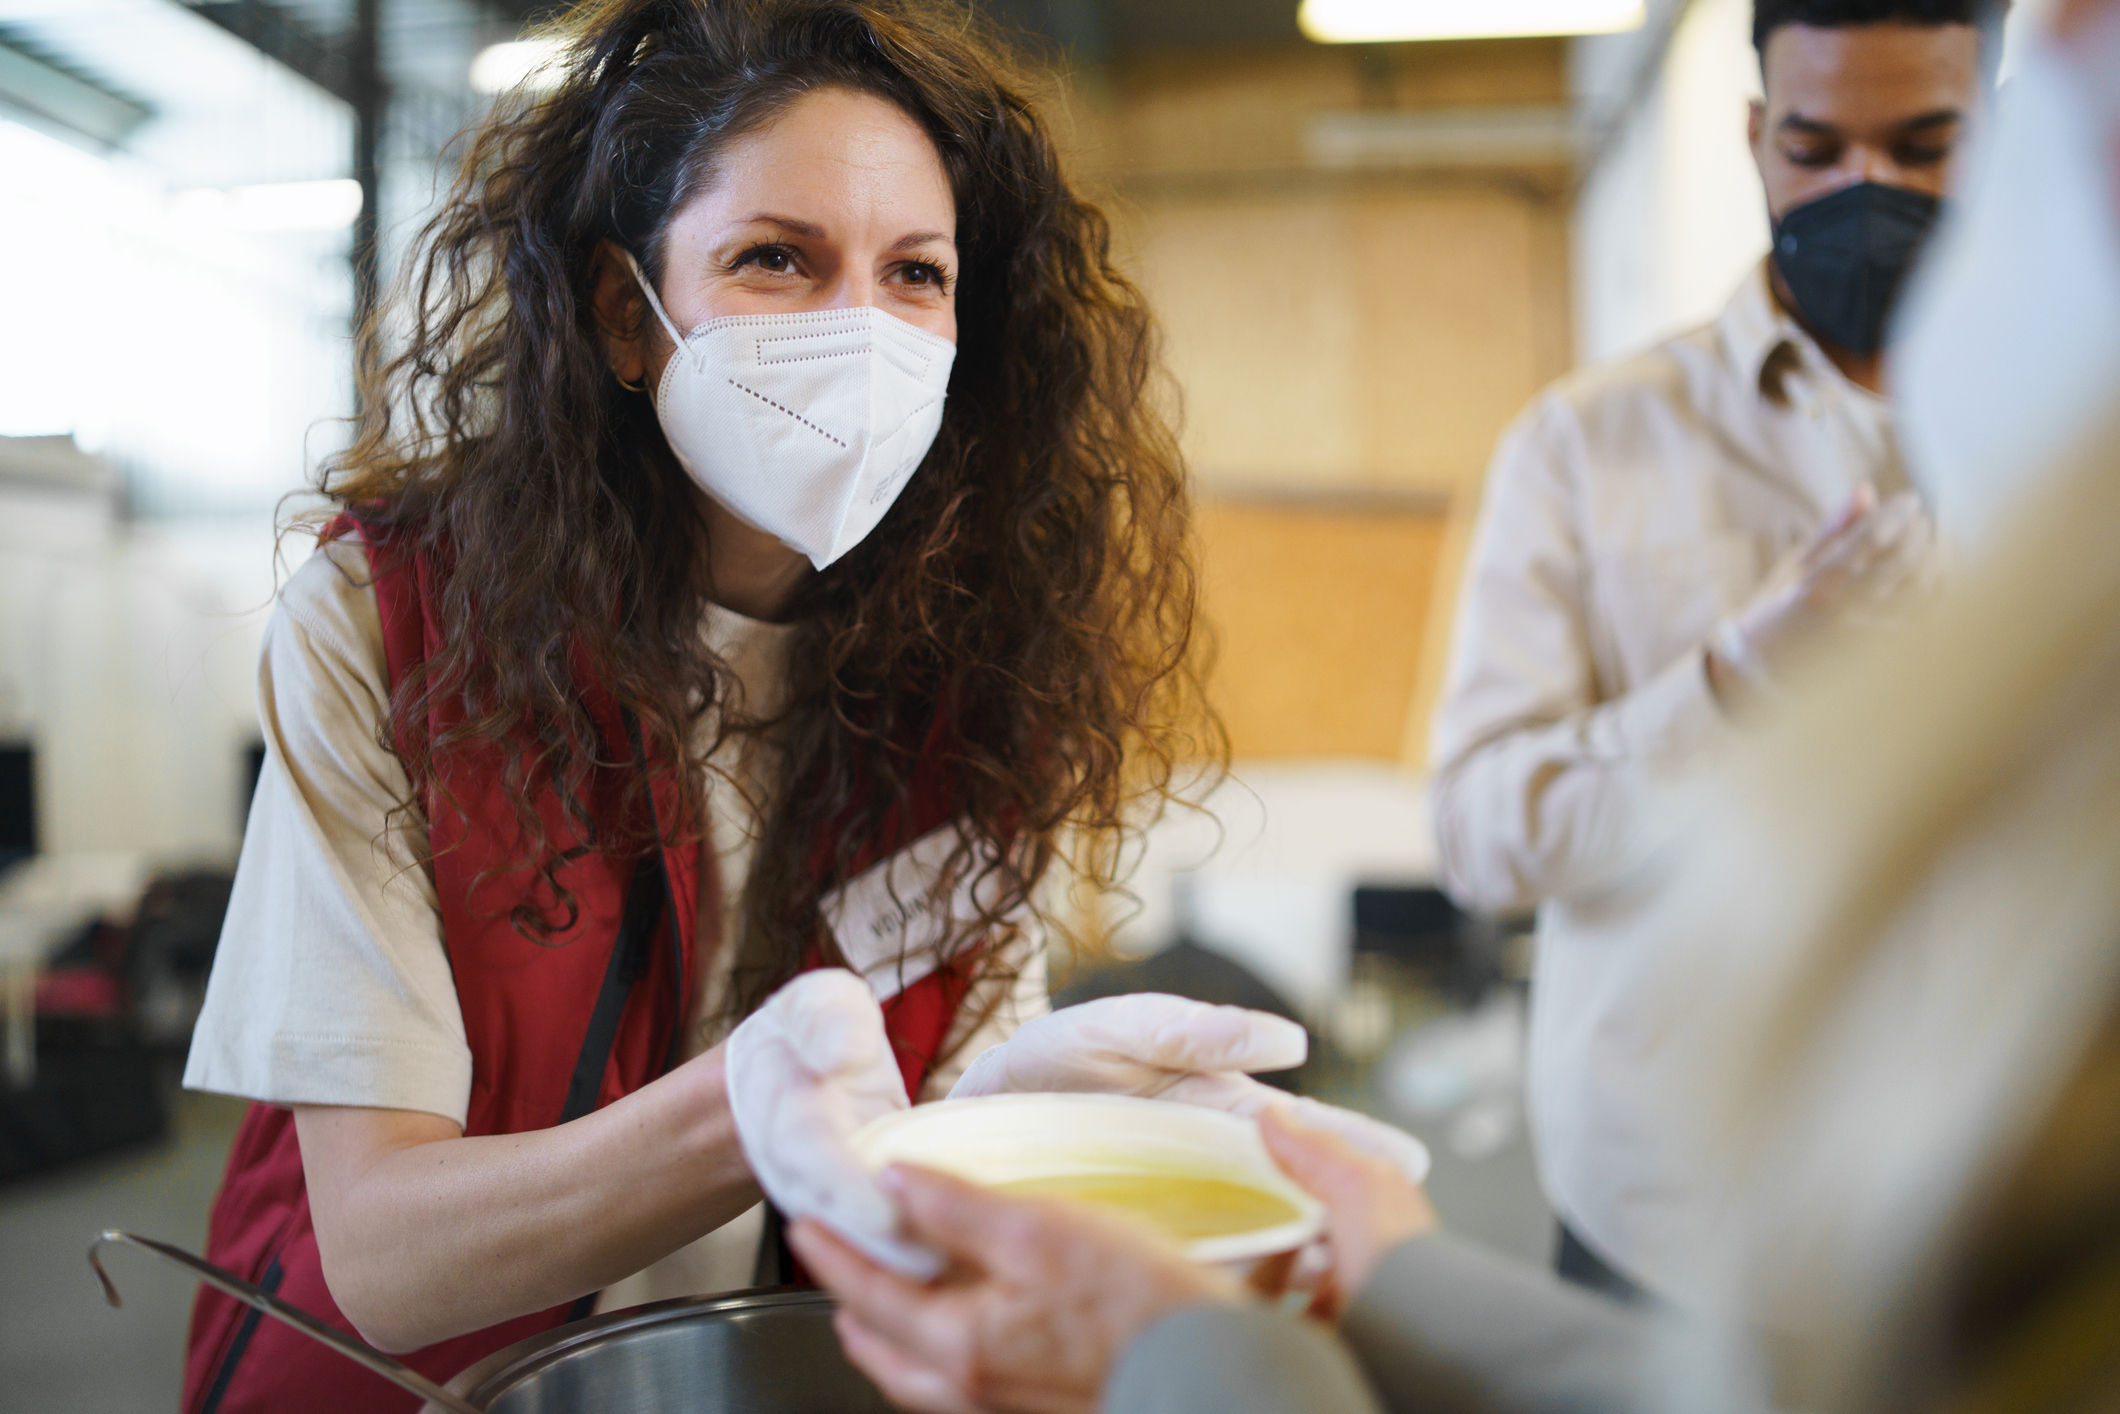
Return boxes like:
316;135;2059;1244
430;1289;895;1414
89;1231;891;1413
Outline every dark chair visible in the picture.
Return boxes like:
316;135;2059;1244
1352;885;1525;1004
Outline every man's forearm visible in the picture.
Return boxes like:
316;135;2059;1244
299;1044;761;1352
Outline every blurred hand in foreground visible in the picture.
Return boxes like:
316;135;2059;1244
791;1107;1441;1411
791;1164;1237;1414
1259;1105;1439;1318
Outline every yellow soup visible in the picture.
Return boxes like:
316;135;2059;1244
992;1172;1300;1240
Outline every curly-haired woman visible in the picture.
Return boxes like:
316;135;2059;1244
168;1;1362;1407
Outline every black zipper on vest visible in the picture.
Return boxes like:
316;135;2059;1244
195;1255;284;1414
557;709;687;1126
558;847;667;1125
625;710;688;1078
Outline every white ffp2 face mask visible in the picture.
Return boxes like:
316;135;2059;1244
626;254;957;570
1892;23;2120;548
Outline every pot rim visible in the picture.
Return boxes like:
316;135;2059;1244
429;1284;834;1412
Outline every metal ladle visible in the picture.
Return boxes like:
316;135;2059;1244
88;1230;486;1414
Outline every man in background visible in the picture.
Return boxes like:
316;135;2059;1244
1429;0;1994;1302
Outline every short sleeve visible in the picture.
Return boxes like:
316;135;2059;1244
183;540;474;1125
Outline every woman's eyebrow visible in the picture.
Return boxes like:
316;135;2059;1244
733;213;829;238
891;230;955;252
724;216;953;252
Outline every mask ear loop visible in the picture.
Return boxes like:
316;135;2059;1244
622;251;698;377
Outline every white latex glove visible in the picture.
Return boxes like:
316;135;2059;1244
1710;486;1934;700
725;970;943;1277
947;992;1306;1109
948;993;1430;1184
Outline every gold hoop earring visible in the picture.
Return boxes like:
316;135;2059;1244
615;371;647;393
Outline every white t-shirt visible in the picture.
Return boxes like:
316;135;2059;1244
185;537;1046;1302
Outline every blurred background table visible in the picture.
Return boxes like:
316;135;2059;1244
0;852;147;1088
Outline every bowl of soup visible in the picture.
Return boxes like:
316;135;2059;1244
849;1094;1325;1268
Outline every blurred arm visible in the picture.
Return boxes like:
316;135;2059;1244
1107;1235;1664;1414
1428;400;1731;915
1107;1305;1387;1414
1338;1235;1661;1414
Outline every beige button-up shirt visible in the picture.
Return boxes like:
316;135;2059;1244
1428;263;1912;1293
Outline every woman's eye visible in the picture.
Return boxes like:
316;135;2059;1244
734;245;798;274
1783;145;1840;169
1897;144;1952;168
898;262;949;291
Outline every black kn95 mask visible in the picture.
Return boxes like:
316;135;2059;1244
1771;181;1944;356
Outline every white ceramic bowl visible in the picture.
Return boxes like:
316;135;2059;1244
850;1093;1326;1268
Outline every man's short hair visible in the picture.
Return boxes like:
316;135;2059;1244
1753;0;1999;58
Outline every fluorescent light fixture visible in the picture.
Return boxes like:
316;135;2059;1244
470;38;568;96
1298;0;1646;42
172;179;362;232
1306;105;1579;168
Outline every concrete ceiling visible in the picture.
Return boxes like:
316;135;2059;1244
485;0;1313;60
0;0;1328;174
1015;0;1305;56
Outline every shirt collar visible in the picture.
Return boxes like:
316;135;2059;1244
1718;259;1864;411
1719;259;1909;500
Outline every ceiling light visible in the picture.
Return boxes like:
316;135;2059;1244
469;38;568;96
1298;0;1646;43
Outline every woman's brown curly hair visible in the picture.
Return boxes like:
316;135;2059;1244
323;0;1219;1024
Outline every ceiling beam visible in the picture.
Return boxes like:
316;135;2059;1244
0;34;151;146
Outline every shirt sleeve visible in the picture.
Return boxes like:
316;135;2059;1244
1338;1235;1660;1414
1427;396;1735;916
1106;1302;1385;1414
1105;1239;1671;1414
183;541;475;1125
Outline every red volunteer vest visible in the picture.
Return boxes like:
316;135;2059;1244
182;522;977;1413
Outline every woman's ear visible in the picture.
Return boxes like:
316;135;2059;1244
589;239;649;385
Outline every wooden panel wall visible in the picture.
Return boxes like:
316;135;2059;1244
1196;497;1449;759
1052;39;1575;763
1134;191;1567;495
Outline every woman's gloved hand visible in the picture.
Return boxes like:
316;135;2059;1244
946;991;1306;1109
724;970;943;1278
947;994;1431;1185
